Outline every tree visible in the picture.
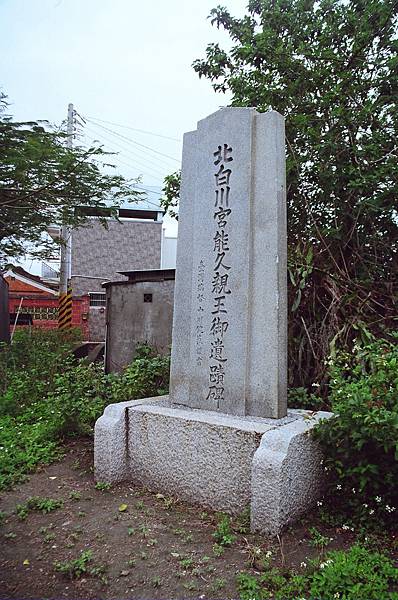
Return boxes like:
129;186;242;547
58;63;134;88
191;0;397;389
160;170;181;220
0;94;144;266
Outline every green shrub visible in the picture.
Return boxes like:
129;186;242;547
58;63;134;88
0;328;81;416
309;545;398;600
314;335;398;525
236;545;398;600
0;332;170;489
48;362;113;436
288;386;326;410
110;344;170;402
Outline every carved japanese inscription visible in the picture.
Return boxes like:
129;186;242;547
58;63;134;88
206;143;233;407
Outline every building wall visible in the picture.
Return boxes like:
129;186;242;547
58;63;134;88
8;295;90;338
71;219;162;295
161;234;178;269
105;278;175;373
0;275;10;343
71;219;163;342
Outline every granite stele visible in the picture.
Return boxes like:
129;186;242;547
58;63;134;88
94;108;332;534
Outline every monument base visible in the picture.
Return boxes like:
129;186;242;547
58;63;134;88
94;396;332;535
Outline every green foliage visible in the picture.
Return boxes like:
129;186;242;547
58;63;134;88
0;328;81;416
16;496;63;520
308;526;332;551
212;513;236;547
191;0;397;389
110;344;170;401
288;386;325;410
54;549;106;581
0;330;170;490
309;546;398;600
0;93;144;265
95;481;111;491
237;545;398;600
160;170;180;220
314;336;398;524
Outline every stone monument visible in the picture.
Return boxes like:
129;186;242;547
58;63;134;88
171;108;286;419
94;108;332;534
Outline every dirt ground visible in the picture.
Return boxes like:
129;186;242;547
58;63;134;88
0;438;393;600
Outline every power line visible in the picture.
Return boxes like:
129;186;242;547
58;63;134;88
83;125;166;182
84;118;181;164
84;122;175;173
134;184;162;196
86;115;181;142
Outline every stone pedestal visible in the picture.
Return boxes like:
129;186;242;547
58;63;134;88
95;396;332;534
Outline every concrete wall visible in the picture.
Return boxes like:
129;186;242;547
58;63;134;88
0;275;10;343
105;278;175;372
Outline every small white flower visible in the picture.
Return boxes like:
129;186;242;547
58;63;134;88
319;559;333;569
334;593;340;599
363;503;368;508
336;484;342;490
300;561;307;568
386;505;396;513
265;550;273;558
342;524;350;530
317;501;323;506
375;496;382;503
352;488;356;494
369;509;375;515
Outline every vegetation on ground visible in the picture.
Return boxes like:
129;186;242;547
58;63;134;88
0;328;170;490
314;335;398;527
236;544;398;600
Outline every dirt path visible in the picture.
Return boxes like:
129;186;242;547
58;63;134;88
0;438;367;599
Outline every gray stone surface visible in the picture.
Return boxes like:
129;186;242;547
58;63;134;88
251;411;333;535
94;396;332;532
94;397;163;483
170;108;287;418
127;400;271;513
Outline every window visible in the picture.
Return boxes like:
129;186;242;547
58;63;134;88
89;292;106;307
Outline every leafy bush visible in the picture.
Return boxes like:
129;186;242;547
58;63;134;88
309;545;398;600
314;335;398;525
110;344;170;402
0;328;81;416
0;330;170;489
237;545;398;600
288;386;326;410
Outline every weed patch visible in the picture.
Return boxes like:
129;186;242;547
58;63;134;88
15;497;63;520
54;549;106;582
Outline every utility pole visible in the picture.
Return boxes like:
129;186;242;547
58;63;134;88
58;103;74;329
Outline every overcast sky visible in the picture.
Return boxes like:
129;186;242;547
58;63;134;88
1;0;248;212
